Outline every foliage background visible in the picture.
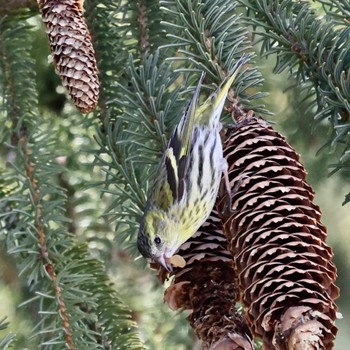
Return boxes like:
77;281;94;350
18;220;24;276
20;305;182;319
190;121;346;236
0;1;349;349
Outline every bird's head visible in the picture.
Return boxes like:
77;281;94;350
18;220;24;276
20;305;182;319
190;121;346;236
137;209;181;272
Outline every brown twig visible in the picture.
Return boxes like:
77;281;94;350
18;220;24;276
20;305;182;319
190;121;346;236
18;131;75;350
58;170;77;234
137;0;150;55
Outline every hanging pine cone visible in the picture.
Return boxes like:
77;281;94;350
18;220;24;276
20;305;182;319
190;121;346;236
217;115;339;350
158;210;254;350
38;0;99;113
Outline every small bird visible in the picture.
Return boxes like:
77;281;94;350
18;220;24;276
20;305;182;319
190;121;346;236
137;60;245;271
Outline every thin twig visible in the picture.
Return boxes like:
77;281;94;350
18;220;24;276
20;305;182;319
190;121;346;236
19;132;75;350
137;0;150;54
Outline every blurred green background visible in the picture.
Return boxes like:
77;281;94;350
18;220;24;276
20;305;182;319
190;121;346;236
1;12;349;350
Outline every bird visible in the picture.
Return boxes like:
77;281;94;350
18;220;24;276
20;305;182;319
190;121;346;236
137;60;245;271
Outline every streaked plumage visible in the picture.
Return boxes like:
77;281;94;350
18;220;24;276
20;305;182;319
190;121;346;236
137;61;245;271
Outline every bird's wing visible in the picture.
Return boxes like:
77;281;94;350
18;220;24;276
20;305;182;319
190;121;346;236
148;158;174;212
165;72;205;203
149;58;248;211
150;73;205;210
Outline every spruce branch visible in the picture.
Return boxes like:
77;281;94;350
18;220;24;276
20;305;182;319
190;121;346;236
85;0;169;116
319;0;350;24
59;244;146;350
84;0;125;116
240;0;350;181
17;131;74;349
0;20;79;346
1;18;76;348
0;318;16;349
0;15;145;349
160;0;268;116
0;20;37;129
240;0;348;119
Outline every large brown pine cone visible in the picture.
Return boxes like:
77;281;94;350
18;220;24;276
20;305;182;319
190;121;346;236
38;0;99;113
217;115;339;350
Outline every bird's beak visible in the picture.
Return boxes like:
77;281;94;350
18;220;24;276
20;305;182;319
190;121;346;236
157;254;173;272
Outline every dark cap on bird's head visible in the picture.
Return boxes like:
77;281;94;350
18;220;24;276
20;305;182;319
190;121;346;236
137;224;152;259
137;220;174;272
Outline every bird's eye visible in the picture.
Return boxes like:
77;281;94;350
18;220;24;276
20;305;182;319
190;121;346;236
154;236;162;245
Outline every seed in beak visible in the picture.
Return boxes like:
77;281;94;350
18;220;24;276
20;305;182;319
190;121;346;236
167;254;186;268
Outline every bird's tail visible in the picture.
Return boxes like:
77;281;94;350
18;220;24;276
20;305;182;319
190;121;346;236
197;55;249;127
214;55;249;110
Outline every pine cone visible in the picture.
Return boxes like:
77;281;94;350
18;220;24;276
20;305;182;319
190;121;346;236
38;0;99;113
218;115;339;350
160;210;254;350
